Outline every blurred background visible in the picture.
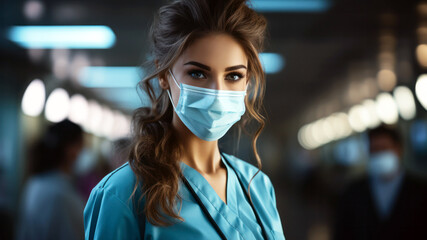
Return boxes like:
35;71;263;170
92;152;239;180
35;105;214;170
1;0;427;239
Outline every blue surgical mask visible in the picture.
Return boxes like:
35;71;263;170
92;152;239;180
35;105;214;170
166;69;246;141
368;150;400;177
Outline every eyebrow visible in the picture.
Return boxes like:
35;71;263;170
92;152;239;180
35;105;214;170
183;61;247;72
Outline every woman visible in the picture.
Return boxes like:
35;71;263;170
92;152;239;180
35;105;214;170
84;0;285;239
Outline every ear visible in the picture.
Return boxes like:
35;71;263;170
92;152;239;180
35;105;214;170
154;59;170;90
158;71;170;90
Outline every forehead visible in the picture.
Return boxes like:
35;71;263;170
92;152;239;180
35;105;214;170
177;33;248;69
369;134;397;148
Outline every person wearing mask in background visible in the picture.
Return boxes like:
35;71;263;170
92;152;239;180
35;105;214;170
17;119;85;240
333;124;427;240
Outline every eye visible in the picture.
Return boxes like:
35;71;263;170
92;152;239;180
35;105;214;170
188;70;207;79
225;72;245;81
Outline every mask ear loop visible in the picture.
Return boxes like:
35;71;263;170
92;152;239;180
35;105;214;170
242;81;249;96
168;69;181;89
244;75;251;93
166;69;180;111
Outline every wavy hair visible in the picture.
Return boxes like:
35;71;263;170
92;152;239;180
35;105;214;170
128;0;267;226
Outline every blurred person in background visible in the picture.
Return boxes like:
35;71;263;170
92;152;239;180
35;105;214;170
334;125;427;240
84;0;285;239
17;119;85;240
75;138;130;201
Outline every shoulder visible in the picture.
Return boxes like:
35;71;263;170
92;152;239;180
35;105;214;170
89;162;140;209
222;152;273;188
337;175;370;205
84;162;143;239
403;172;427;193
405;172;427;185
342;176;369;193
223;153;285;235
24;172;72;199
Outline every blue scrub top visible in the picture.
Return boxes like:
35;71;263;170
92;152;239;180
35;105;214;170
84;153;285;239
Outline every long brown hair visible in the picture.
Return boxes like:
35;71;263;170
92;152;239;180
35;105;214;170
128;0;267;226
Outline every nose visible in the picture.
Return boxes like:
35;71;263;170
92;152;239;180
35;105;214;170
208;74;224;90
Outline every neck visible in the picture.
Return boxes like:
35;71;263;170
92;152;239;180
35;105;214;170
173;115;222;175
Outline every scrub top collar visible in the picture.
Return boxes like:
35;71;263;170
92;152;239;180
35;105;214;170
179;154;238;212
179;154;267;240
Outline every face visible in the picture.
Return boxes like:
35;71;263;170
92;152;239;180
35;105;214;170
159;33;248;107
67;138;84;164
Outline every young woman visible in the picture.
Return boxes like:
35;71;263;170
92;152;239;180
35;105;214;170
84;0;285;239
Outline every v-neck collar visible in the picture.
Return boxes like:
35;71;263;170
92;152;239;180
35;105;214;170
179;154;268;240
179;154;238;213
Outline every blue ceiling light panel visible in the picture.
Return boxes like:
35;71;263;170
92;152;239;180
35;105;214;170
79;66;158;110
79;66;143;88
7;25;116;49
250;0;331;12
97;88;145;110
259;53;285;74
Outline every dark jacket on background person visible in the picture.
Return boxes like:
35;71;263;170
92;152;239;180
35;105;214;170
333;172;427;240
